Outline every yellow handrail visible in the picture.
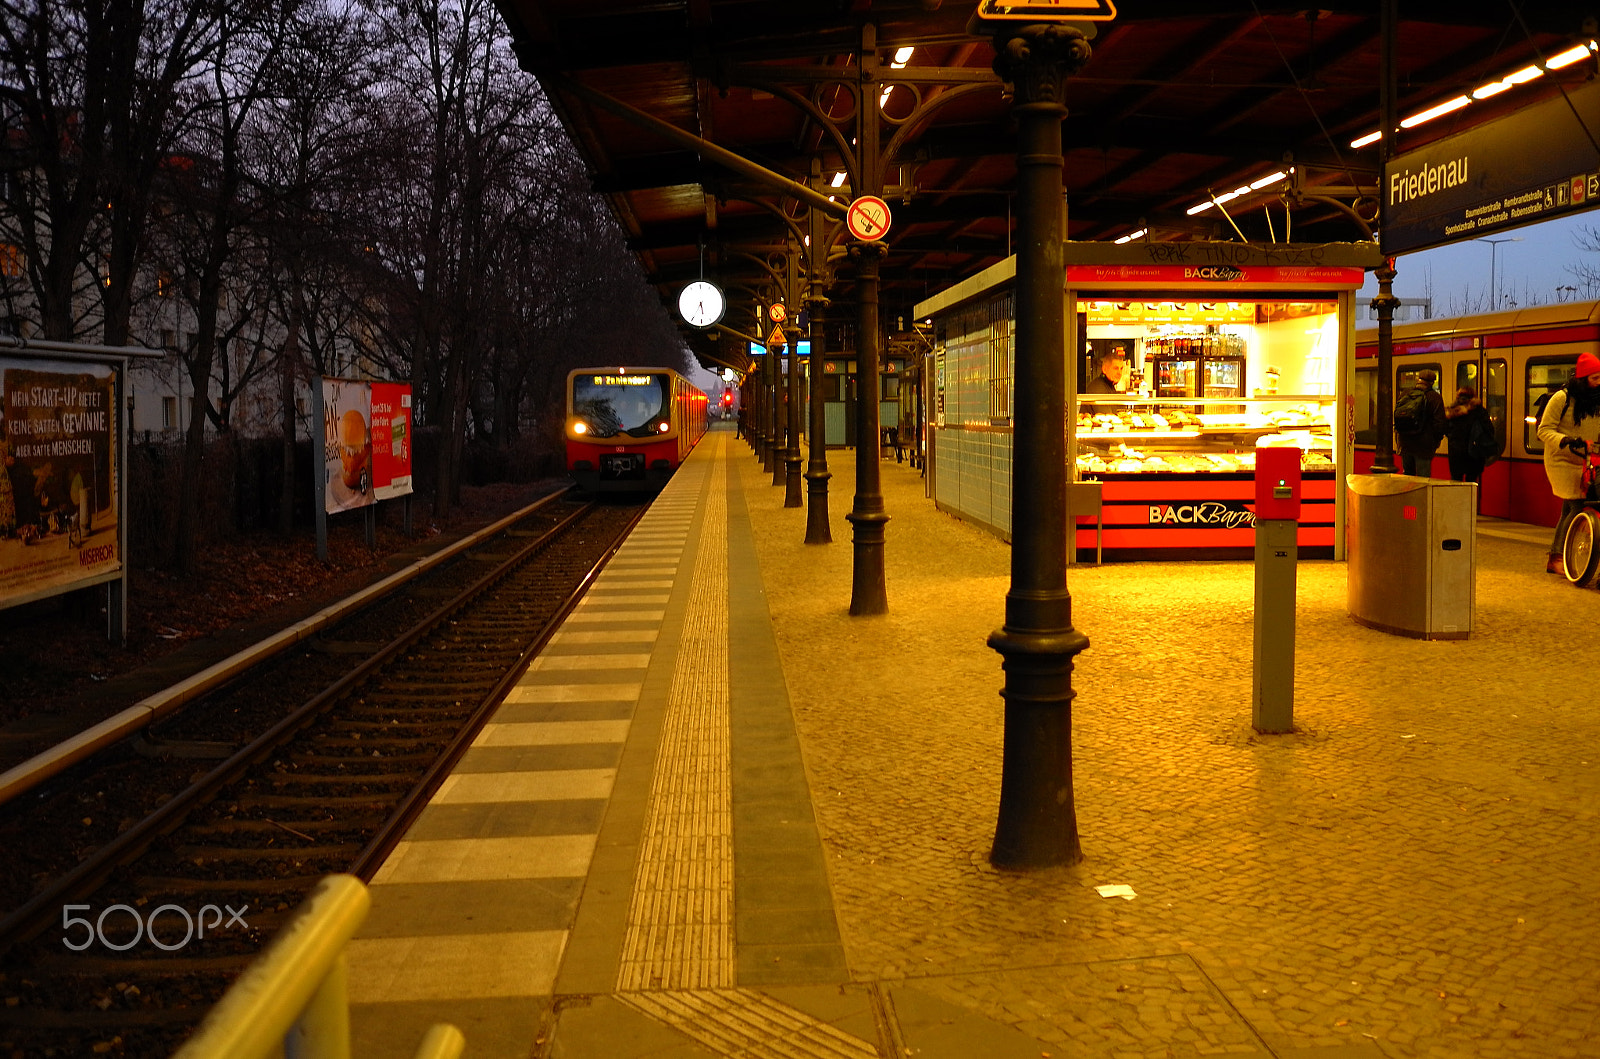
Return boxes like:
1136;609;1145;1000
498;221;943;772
172;874;462;1059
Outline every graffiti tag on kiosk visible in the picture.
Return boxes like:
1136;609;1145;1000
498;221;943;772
1148;502;1256;529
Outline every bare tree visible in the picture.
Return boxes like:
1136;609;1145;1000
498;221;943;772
0;0;220;342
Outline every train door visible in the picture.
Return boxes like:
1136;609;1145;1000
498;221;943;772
1397;359;1444;476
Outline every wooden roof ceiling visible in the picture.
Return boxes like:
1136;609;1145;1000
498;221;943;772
492;1;1598;371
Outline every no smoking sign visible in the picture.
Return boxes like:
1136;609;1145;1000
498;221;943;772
846;195;892;242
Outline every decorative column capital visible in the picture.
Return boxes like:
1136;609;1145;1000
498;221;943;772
991;23;1092;109
848;241;889;265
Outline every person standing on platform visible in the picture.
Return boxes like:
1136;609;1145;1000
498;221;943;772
1443;385;1492;484
1537;352;1600;574
1396;369;1447;477
1084;346;1127;394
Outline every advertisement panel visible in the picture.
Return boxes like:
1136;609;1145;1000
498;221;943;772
0;357;120;607
322;377;413;515
369;381;413;501
1383;79;1600;255
323;377;374;514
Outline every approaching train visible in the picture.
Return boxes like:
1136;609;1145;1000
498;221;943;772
564;366;708;492
1354;298;1600;528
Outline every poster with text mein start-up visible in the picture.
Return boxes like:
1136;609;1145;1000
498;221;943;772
0;357;120;608
322;377;413;515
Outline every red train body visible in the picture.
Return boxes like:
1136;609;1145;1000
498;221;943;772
564;366;708;492
1355;300;1600;527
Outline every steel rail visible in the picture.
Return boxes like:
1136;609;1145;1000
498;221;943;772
0;499;602;952
348;501;649;879
0;487;574;809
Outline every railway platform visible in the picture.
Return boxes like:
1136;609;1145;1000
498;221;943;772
345;424;1600;1059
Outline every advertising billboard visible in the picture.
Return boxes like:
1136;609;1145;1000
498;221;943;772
0;357;120;608
322;377;412;515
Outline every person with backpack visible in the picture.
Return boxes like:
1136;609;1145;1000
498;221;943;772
1395;369;1447;476
1537;352;1600;574
1443;385;1495;484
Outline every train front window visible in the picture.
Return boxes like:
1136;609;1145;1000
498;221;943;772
574;374;668;438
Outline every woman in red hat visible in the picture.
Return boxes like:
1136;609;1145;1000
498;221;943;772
1537;351;1600;573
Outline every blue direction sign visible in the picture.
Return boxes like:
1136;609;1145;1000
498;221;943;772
1383;78;1600;256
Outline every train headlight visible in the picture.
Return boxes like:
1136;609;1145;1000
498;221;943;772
572;420;588;435
658;422;671;433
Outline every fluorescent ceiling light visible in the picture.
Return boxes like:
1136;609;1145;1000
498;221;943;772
1546;43;1592;68
1186;201;1215;215
892;47;914;67
1350;130;1381;148
1250;171;1287;190
1504;65;1542;84
1399;95;1469;128
880;86;893;106
830;171;847;188
1471;80;1512;100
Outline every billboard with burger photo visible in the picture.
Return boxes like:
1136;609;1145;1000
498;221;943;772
322;377;412;515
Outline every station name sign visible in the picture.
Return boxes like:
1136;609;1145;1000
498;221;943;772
1383;79;1600;256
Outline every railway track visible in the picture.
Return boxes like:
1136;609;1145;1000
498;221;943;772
0;492;649;1058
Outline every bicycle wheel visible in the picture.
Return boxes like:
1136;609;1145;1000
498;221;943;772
1561;509;1600;587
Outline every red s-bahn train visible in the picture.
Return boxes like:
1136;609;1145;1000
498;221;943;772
1355;299;1600;527
565;366;708;492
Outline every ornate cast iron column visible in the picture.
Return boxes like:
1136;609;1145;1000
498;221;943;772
847;240;889;615
1371;259;1398;474
762;338;778;474
987;23;1091;870
771;325;788;487
804;296;833;543
784;247;805;506
784;318;804;507
804;165;834;543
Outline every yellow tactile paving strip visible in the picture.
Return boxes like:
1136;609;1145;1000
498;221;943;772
616;440;735;991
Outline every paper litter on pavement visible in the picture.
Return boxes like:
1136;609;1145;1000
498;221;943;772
1095;883;1137;900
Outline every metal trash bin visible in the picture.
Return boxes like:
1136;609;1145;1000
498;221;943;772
1346;474;1476;640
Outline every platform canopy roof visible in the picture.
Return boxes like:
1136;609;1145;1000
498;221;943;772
490;1;1598;373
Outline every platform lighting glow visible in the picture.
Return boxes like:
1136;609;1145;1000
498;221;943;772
830;171;847;188
1349;130;1382;148
1546;43;1593;68
1504;64;1543;84
1400;95;1469;128
1471;80;1513;100
1113;228;1148;243
1250;171;1287;190
892;47;914;67
1186;200;1215;215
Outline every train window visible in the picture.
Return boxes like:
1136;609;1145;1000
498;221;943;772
1485;358;1507;454
1525;356;1578;453
1454;361;1480;395
1354;366;1376;444
1397;363;1441;393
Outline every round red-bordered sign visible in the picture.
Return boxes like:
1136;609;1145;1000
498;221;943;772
846;195;892;242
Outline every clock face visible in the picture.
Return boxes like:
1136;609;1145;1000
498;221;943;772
678;280;725;328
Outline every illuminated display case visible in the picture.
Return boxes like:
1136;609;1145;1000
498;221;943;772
914;239;1383;563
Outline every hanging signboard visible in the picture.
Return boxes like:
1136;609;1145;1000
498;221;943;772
322;377;412;515
1383;78;1600;256
0;356;121;609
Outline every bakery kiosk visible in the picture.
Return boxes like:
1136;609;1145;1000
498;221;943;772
912;240;1383;562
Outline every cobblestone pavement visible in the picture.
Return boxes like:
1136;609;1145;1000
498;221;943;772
738;448;1600;1059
